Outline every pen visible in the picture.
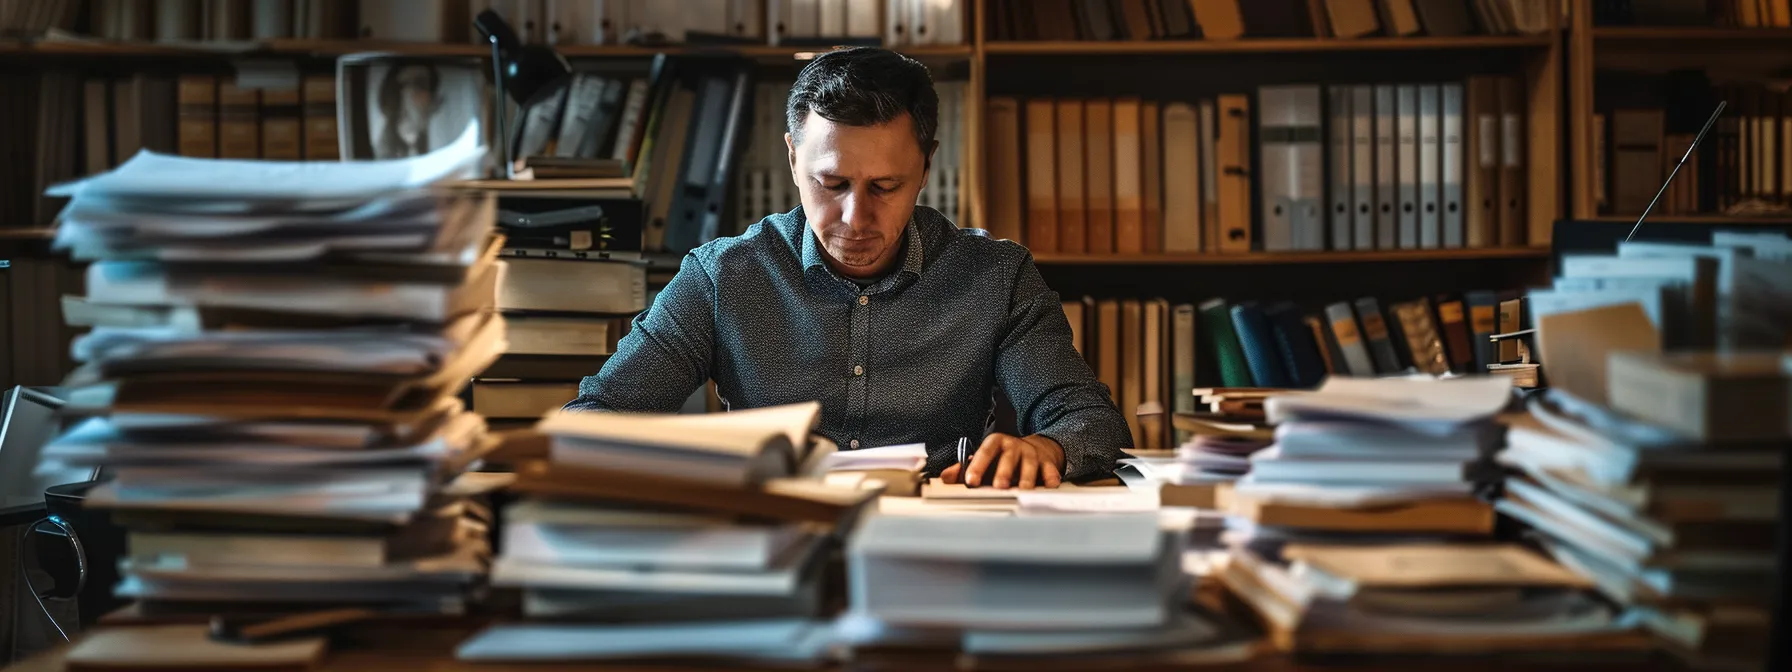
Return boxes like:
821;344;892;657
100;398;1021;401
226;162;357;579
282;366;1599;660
956;436;974;489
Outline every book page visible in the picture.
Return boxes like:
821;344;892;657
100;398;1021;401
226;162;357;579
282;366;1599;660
851;511;1161;564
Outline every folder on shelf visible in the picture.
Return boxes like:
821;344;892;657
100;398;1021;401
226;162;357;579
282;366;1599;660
1350;85;1375;251
1163;102;1202;253
1377;0;1422;36
1113;97;1145;254
1190;0;1245;39
1257;85;1321;252
1440;82;1464;249
1097;299;1122;403
986;97;1023;244
1324;301;1375;377
1085;98;1116;254
1216;94;1253;253
1056;99;1088;254
1418;83;1441;250
1396;84;1419;250
1143;100;1164;253
1121;299;1144;447
1373;84;1396;250
1496;75;1525;246
1328;85;1354;251
1024;99;1058;253
1199;101;1220;252
1465;76;1499;249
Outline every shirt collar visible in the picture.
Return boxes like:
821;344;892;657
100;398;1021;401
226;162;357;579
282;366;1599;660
799;211;926;285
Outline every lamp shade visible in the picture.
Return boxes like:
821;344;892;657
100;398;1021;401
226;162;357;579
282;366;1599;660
474;8;572;107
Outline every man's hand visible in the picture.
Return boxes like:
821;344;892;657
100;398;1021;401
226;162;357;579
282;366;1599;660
938;434;1066;490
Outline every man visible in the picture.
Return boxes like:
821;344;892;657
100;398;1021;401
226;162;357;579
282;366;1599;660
566;47;1131;489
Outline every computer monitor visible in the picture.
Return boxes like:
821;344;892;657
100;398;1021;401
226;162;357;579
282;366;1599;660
0;386;99;512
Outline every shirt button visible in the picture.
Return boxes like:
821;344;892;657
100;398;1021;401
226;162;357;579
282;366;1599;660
853;365;864;376
849;439;860;449
858;295;869;306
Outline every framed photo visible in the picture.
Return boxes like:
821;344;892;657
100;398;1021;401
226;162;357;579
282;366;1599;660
336;53;492;162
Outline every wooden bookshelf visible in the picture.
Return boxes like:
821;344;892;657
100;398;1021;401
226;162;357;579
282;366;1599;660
1032;248;1550;266
1590;25;1792;42
0;228;55;240
0;37;975;63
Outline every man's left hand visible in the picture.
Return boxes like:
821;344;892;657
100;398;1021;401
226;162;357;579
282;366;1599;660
938;433;1065;490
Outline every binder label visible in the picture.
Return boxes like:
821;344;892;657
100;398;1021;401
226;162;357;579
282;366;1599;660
1438;301;1465;324
1501;114;1522;167
1471;305;1497;334
1331;318;1361;345
1478;115;1498;167
1360;312;1390;341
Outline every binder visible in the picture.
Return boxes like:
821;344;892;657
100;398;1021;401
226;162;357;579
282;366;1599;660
1113;98;1145;254
1372;84;1396;250
1259;86;1295;252
1056;99;1088;254
1495;75;1524;246
1024;99;1058;253
846;0;880;39
1199;101;1219;252
1142;299;1167;450
1440;82;1464;248
1328;85;1354;251
1395;84;1419;249
1216;94;1252;253
986;97;1024;244
1120;299;1144;446
1085;98;1116;253
1143;101;1164;253
1349;85;1374;251
1163;102;1202;253
1418;83;1441;249
1323;301;1375;376
666;67;750;253
1464;76;1499;248
1353;297;1402;374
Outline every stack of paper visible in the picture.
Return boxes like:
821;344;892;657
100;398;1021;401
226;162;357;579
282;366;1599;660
456;402;877;664
36;124;508;617
843;513;1249;665
810;442;927;496
1217;377;1643;653
1498;382;1781;669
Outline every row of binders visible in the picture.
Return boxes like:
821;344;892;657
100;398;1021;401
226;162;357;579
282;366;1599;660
1596;81;1792;217
987;77;1531;256
990;0;1554;42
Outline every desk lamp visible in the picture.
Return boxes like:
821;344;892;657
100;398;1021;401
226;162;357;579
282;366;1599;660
474;9;572;178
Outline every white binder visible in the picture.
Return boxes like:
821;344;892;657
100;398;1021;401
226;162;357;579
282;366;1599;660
818;0;846;37
1373;84;1396;250
1290;85;1325;251
1257;86;1296;252
1396;84;1418;250
1418;83;1441;250
1441;82;1465;249
846;0;879;39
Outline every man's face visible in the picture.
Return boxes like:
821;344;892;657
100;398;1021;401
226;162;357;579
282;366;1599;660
787;111;932;281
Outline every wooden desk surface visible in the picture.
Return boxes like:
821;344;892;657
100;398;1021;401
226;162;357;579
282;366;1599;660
5;619;1689;672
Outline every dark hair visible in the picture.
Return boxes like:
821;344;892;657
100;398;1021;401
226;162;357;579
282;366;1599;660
786;47;938;155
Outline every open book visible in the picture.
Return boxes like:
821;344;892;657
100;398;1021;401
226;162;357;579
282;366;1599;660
538;402;823;487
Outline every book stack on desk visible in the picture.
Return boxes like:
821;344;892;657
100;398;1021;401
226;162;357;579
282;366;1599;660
37;125;509;618
456;401;879;663
843;512;1252;666
1495;352;1786;669
1217;377;1643;653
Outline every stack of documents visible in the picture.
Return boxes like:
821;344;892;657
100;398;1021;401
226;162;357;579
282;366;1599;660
1215;377;1644;653
1498;376;1781;669
843;513;1252;666
456;402;878;663
36;124;509;617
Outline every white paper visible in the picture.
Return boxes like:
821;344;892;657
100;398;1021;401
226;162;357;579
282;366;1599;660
48;122;484;206
850;512;1162;564
1264;376;1514;434
1014;490;1160;514
819;442;926;471
456;619;825;662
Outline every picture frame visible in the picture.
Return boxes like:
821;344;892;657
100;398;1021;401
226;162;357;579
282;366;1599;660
335;53;494;164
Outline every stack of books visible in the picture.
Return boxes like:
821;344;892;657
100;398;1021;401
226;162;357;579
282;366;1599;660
843;512;1251;666
1219;377;1647;653
455;402;879;663
38;125;508;620
1498;351;1784;669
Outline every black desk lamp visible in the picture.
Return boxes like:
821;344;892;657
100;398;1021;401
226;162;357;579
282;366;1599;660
474;9;572;178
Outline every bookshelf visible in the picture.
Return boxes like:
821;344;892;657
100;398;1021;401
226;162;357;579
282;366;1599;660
1033;248;1550;266
1568;1;1792;222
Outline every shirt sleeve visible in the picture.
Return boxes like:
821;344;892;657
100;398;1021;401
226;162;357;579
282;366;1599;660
562;254;716;413
993;251;1134;482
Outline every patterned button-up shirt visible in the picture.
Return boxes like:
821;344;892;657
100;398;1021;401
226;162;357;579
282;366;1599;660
566;205;1133;482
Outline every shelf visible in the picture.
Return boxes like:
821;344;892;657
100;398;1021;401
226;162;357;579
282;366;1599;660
1031;248;1550;265
0;228;54;240
1583;215;1792;224
984;34;1554;56
1591;26;1792;43
0;37;975;62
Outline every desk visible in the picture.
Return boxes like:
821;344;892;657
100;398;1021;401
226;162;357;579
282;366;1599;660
0;618;1689;672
